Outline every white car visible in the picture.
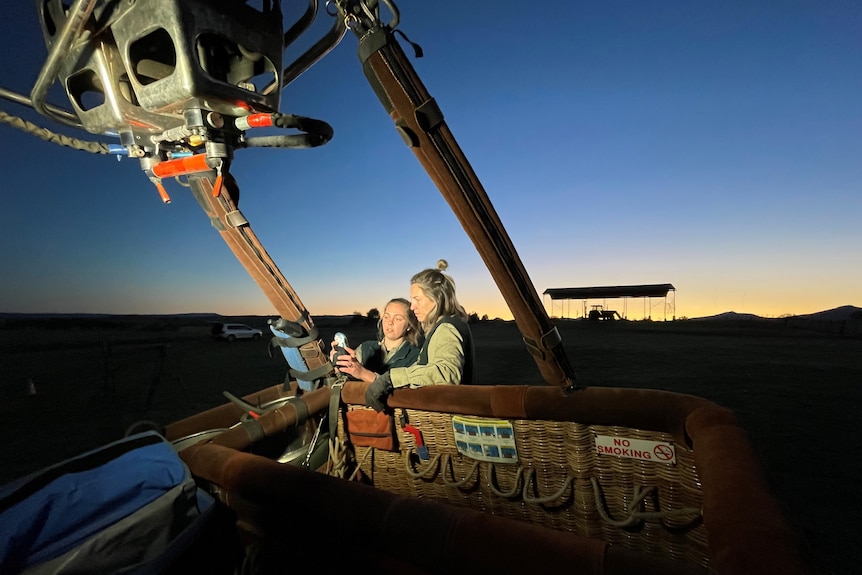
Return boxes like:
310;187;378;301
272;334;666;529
210;322;263;341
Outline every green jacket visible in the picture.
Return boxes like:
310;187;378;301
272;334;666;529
390;315;475;387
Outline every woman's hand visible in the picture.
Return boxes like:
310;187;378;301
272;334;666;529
334;347;376;383
329;340;349;362
330;342;353;366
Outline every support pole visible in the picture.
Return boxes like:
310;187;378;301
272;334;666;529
187;174;330;383
354;27;578;391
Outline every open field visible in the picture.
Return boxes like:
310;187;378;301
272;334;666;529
1;315;859;574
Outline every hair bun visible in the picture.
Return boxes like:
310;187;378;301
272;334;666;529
436;259;449;272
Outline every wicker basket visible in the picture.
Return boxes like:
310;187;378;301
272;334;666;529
173;382;805;574
338;405;710;570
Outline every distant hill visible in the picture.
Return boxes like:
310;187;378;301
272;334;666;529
691;305;861;322
794;305;862;322
691;311;765;321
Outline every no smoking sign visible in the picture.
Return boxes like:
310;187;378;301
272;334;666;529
595;435;677;465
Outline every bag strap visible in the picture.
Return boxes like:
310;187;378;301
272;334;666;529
328;382;344;441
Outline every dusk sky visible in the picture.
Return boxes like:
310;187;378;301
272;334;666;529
1;1;859;321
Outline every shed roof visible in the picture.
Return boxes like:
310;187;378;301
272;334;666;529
543;284;675;300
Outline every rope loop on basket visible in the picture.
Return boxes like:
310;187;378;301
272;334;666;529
589;477;702;527
488;463;523;498
522;467;574;504
347;445;374;482
403;448;441;479
441;453;479;488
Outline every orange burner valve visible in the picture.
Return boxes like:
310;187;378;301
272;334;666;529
151;154;226;199
235;113;275;131
151;154;215;179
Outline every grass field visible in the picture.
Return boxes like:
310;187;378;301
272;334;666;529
1;315;859;574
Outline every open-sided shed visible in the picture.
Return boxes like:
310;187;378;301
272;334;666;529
543;284;676;320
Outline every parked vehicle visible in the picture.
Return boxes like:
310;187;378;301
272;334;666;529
210;323;262;341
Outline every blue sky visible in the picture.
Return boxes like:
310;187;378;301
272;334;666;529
1;1;859;320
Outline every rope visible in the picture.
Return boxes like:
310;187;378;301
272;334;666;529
403;448;441;479
326;436;350;478
522;467;573;504
488;463;523;498
0;110;110;154
351;447;703;529
325;434;371;481
441;453;479;488
347;445;373;482
589;477;702;527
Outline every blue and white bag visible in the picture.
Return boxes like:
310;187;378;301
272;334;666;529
0;431;215;574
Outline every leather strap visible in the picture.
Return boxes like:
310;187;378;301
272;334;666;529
328;382;344;440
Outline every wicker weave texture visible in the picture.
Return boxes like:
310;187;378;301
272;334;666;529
336;406;710;569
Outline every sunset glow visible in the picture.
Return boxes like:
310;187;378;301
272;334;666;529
0;2;858;321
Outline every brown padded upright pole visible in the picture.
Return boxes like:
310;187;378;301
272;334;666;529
356;28;577;390
187;173;329;377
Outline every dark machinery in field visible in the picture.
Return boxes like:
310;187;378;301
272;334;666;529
588;305;622;321
0;1;806;574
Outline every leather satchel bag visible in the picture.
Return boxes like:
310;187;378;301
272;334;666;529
344;408;398;451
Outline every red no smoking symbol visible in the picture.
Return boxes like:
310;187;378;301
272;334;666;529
653;444;674;461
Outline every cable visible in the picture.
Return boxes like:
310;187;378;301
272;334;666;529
0;110;110;154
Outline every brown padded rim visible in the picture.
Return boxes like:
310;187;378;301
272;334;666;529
180;441;712;575
164;383;291;441
169;382;806;574
342;382;716;446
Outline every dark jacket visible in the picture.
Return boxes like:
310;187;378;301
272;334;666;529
357;339;421;374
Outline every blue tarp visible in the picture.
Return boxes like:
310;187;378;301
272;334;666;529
0;432;213;574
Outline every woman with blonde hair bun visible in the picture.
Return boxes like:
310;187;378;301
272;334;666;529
365;259;475;411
